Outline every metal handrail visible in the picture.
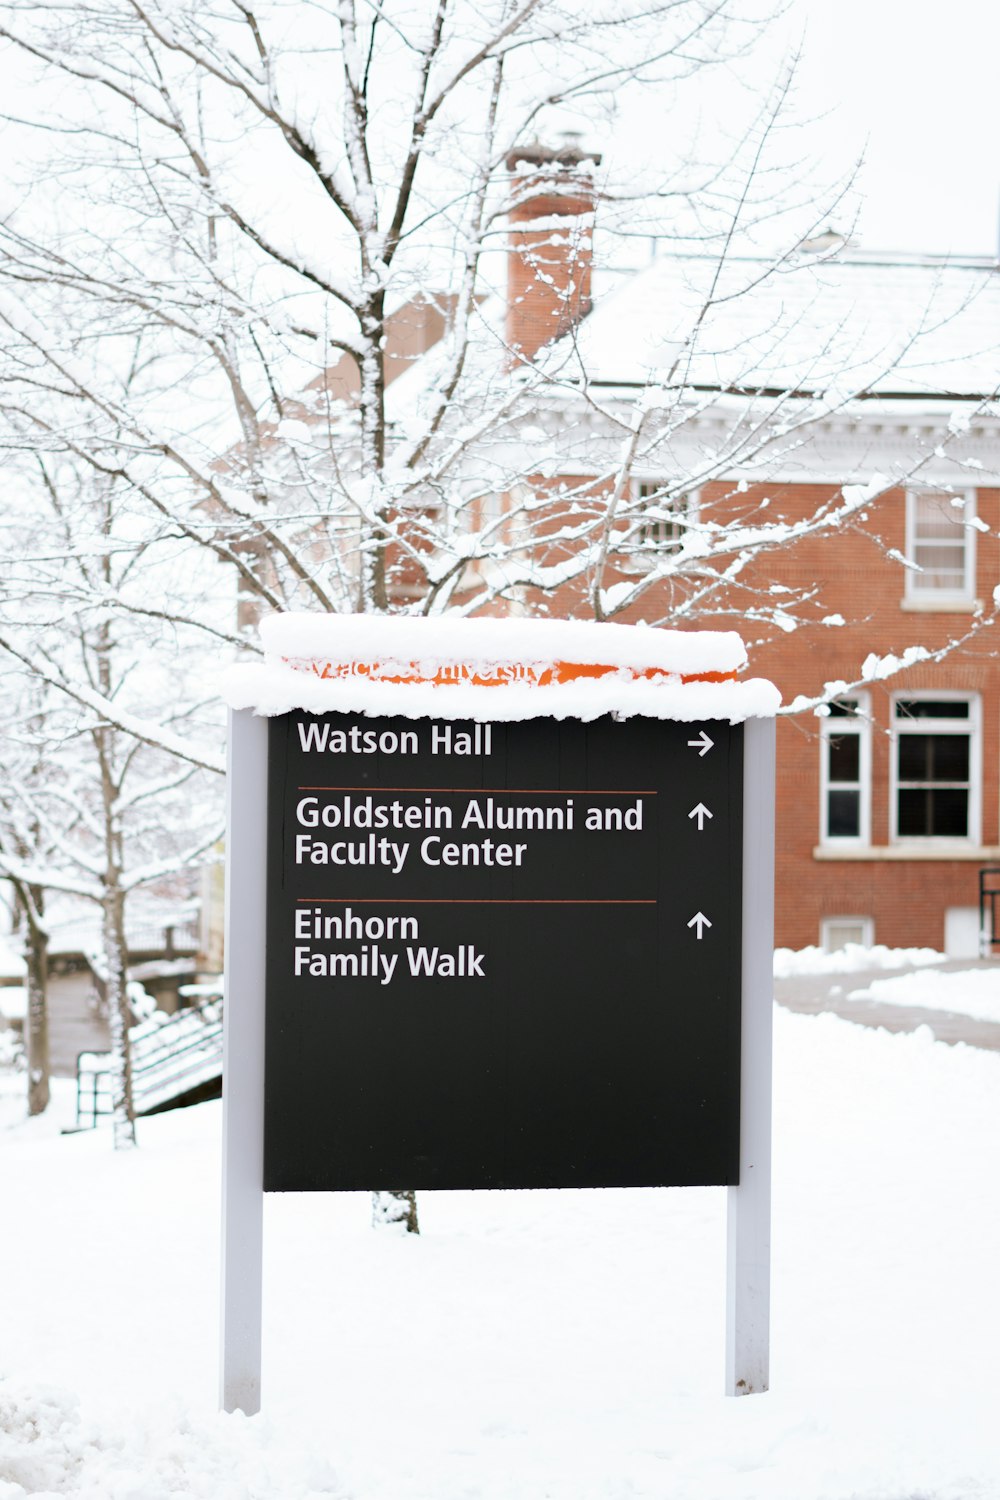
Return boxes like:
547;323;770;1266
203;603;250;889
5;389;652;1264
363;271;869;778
76;993;224;1128
979;867;1000;957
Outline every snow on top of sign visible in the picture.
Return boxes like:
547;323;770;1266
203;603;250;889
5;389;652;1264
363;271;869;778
224;662;779;722
258;611;748;676
223;613;780;722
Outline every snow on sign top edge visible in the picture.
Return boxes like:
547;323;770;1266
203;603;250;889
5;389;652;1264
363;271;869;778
259;612;748;675
223;614;780;722
222;663;781;723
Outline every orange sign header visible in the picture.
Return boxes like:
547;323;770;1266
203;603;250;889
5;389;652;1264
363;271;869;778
281;656;737;689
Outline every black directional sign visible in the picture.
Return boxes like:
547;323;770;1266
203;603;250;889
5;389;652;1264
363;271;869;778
264;712;743;1192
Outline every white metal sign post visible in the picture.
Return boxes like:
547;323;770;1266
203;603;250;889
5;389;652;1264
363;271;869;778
220;709;267;1415
219;705;774;1414
727;715;775;1396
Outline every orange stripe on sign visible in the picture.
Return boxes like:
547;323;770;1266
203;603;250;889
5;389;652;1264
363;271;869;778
282;656;736;687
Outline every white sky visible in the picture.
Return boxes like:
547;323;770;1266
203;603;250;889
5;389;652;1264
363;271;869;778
0;1;996;265
792;0;1000;257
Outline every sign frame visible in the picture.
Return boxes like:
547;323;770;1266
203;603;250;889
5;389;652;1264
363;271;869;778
219;707;774;1412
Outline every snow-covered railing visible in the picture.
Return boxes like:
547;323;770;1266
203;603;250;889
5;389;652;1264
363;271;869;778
979;867;1000;957
123;919;201;955
76;994;223;1129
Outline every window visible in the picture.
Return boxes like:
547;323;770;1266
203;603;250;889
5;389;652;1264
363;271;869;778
820;696;870;844
891;695;980;842
625;482;697;559
821;916;874;952
905;489;976;606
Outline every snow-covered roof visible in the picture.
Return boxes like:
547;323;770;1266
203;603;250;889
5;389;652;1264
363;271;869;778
224;612;780;722
560;250;1000;400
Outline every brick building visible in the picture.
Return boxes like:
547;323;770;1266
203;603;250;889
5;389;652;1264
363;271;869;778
482;145;1000;955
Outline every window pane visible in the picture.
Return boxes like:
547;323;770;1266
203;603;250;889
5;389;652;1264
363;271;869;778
828;698;859;718
898;788;969;837
912;543;967;592
909;494;970;594
638;518;683;550
898;733;969;783
897;736;926;781
827;789;860;837
632;484;690;554
914;540;966;560
823;919;869;951
914;493;964;539
933;736;970;780
929;789;970;836
912;569;967;593
895;700;969;720
828;733;860;782
897;789;928;836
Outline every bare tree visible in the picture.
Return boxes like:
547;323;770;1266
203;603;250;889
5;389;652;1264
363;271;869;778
0;457;225;1143
0;2;818;616
0;0;780;1226
1;0;995;1199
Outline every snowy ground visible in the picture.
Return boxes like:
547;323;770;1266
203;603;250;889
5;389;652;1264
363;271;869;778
773;943;944;976
848;966;1000;1023
1;982;998;1499
774;943;1000;1024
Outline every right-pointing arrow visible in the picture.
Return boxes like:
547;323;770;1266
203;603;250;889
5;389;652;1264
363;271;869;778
687;730;714;757
688;802;713;831
687;911;713;939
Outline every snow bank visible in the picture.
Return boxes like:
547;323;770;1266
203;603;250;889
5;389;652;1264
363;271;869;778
773;943;943;976
851;965;1000;1022
224;613;781;722
0;1380;342;1500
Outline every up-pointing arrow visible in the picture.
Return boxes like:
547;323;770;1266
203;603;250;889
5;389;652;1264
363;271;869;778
688;802;713;830
687;730;714;757
687;912;712;939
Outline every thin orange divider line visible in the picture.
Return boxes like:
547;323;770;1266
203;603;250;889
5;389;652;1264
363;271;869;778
297;786;657;795
298;897;657;905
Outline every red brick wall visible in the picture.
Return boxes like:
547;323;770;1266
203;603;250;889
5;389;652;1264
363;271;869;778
704;481;1000;949
507;187;595;360
505;475;1000;950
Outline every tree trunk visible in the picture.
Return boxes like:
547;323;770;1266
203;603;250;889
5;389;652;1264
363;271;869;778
23;889;50;1116
9;878;50;1116
102;886;136;1150
357;292;389;614
357;292;416;1229
93;497;136;1149
372;1189;419;1234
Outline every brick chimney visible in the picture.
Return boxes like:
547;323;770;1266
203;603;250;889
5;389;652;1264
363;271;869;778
505;137;601;362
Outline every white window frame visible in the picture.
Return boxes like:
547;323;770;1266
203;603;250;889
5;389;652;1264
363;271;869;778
620;481;699;569
820;915;875;953
819;694;871;847
904;488;977;608
889;692;981;846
